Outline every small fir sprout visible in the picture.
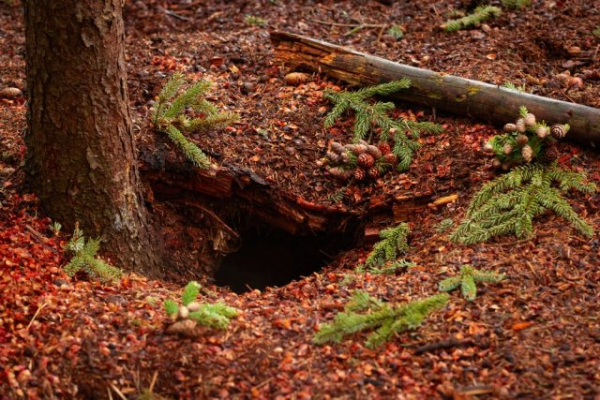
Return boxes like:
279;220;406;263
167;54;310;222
360;223;410;270
450;163;596;245
63;226;122;284
594;26;600;37
323;80;442;175
387;25;404;40
152;72;238;169
164;281;238;332
313;291;449;348
501;82;527;92
49;221;62;236
442;6;501;32
501;0;531;9
483;106;568;168
244;15;268;27
358;259;414;275
435;218;455;233
439;265;505;301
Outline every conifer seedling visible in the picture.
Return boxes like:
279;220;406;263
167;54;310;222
152;73;238;169
164;281;238;330
313;291;449;348
359;223;411;273
63;226;122;284
323;80;442;172
450;163;596;245
442;6;501;32
438;265;505;301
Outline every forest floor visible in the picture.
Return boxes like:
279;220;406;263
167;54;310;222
1;0;600;399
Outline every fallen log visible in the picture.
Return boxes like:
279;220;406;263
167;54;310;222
271;31;600;148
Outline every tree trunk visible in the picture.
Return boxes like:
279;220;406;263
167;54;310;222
24;0;161;274
271;31;600;149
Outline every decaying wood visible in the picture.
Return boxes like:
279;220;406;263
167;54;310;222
139;149;361;236
271;31;600;148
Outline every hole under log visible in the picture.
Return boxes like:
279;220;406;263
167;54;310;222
214;224;353;294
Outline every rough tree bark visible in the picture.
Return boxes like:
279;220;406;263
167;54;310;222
24;0;161;274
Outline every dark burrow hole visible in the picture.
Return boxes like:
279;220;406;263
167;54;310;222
214;223;356;294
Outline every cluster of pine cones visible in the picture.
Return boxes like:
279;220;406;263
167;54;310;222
323;141;399;181
484;111;569;169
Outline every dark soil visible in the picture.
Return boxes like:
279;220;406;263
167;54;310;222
1;0;599;399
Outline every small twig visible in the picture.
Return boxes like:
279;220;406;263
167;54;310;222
24;224;60;254
108;383;128;400
413;338;474;355
149;371;158;392
165;9;190;21
26;302;47;331
175;200;239;240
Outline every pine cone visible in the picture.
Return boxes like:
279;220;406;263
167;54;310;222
524;113;536;127
357;153;375;168
492;159;502;169
521;145;533;162
378;142;392;155
365;145;383;159
368;167;380;178
383;153;398;165
516;134;529;146
483;142;494;153
536;125;549;139
350;144;369;154
354;168;366;181
329;167;353;180
326;151;341;163
330;142;344;154
503;123;517;133
515;118;526;133
544;144;560;161
503;143;513;155
551;124;568;139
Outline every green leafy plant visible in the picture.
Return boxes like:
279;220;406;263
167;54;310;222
313;291;449;348
360;223;410;271
593;26;600;37
439;265;505;301
151;73;238;169
450;163;596;245
63;226;122;284
442;6;501;32
164;281;238;329
323;80;442;172
501;0;531;9
388;25;404;40
244;15;268;27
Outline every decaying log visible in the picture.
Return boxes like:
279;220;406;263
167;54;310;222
271;31;600;148
139;148;360;236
